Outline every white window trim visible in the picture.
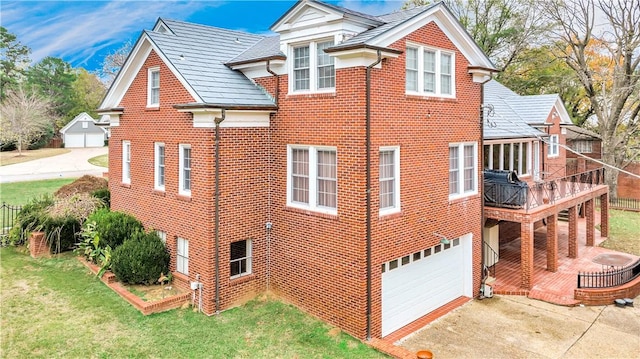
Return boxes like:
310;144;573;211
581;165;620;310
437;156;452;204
179;144;191;196
484;141;532;177
230;239;252;279
288;38;336;94
176;237;189;275
154;142;165;191
449;142;478;200
406;42;456;98
379;146;401;217
156;230;167;246
147;67;160;108
82;121;88;129
548;135;559;157
286;145;338;215
122;140;131;184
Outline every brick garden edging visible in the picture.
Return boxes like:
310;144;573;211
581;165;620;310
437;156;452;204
574;276;640;306
78;258;191;315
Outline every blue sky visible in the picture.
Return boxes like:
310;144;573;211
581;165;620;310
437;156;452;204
2;0;405;72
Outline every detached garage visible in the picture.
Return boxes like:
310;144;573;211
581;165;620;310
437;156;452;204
60;112;107;148
381;234;474;337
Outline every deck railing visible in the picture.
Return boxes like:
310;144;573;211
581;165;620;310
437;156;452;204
577;259;640;288
484;168;606;211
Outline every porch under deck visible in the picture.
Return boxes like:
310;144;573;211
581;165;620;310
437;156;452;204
491;216;639;305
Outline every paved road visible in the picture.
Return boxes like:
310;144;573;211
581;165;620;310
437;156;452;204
400;295;640;359
0;147;108;183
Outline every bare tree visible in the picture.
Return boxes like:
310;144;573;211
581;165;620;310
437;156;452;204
98;41;132;87
543;0;640;198
0;86;55;156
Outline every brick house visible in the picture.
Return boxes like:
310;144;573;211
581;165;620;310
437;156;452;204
98;0;498;339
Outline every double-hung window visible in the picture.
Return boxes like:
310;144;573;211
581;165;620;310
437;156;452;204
179;144;191;196
287;145;337;214
177;237;188;275
230;240;252;279
148;67;160;107
291;40;335;92
122;140;131;184
406;43;455;97
449;143;477;199
548;135;559;157
154;142;165;191
379;147;400;215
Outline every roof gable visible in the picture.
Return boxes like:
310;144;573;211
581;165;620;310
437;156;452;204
271;0;382;33
60;112;106;134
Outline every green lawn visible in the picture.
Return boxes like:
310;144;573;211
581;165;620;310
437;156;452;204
0;178;75;206
0;247;386;358
599;209;640;256
88;154;108;168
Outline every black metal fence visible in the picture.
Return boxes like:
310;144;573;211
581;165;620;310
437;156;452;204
1;203;22;237
577;259;640;288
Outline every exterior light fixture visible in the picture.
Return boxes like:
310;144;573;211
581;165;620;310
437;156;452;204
433;232;450;245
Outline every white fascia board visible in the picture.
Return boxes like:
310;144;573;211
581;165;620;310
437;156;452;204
177;108;272;128
554;97;573;124
60;112;92;133
100;34;202;110
272;1;343;33
469;67;493;83
230;60;287;77
332;48;400;69
368;6;495;71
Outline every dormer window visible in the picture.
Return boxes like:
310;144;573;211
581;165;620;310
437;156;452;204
291;40;335;93
148;67;160;107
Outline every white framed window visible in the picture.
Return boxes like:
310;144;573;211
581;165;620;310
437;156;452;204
379;146;400;216
483;141;532;176
179;144;191;196
176;237;188;275
230;239;252;279
406;43;455;97
82;121;88;129
147;67;160;107
290;40;335;93
122;140;131;184
287;145;337;214
156;230;166;246
548;135;559;157
154;142;165;191
449;142;477;199
571;140;593;153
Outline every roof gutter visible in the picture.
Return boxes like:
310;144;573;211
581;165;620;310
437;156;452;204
174;103;277;111
366;49;382;341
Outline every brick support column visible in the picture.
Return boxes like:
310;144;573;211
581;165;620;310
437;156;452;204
585;199;595;246
546;213;558;272
600;193;609;238
568;206;578;258
520;220;535;290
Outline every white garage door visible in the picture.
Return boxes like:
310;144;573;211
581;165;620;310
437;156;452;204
65;133;104;148
381;234;473;337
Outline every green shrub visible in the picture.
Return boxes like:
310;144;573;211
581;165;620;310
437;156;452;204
91;188;110;208
4;196;54;246
75;221;112;277
111;231;169;285
42;215;80;253
87;209;143;250
28;124;54;150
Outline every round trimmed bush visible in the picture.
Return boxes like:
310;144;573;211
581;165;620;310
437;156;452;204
87;209;143;249
111;231;169;285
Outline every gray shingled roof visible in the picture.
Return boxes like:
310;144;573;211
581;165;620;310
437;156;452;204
227;36;285;66
483;80;546;140
147;19;276;107
505;94;565;125
564;125;601;140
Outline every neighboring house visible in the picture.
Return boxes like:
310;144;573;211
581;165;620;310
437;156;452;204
60;112;107;148
482;80;609;292
97;0;499;339
565;125;602;175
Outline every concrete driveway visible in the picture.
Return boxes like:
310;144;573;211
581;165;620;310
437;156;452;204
399;295;640;358
0;147;108;183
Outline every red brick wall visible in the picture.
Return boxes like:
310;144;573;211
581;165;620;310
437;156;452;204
259;21;483;339
542;106;567;179
618;162;640;200
110;50;268;315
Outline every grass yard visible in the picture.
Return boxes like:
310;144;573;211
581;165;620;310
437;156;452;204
88;154;108;168
0;148;70;166
0;247;386;358
0;178;75;206
599;209;640;256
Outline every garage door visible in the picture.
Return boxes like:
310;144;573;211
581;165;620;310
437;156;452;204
381;234;473;337
65;133;104;148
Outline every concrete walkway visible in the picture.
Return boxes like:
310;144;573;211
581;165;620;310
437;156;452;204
0;147;108;183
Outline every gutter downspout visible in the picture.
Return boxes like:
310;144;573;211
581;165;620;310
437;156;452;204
266;60;279;106
214;109;226;314
479;76;492;297
366;50;382;341
265;61;278;291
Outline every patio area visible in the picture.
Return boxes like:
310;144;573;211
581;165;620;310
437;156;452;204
491;215;640;305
